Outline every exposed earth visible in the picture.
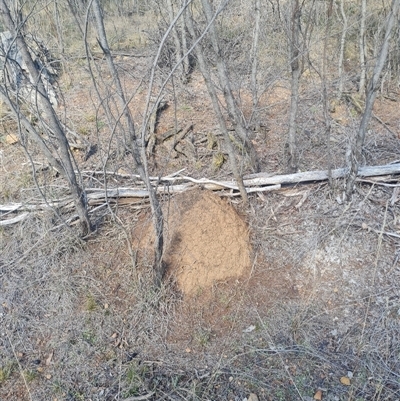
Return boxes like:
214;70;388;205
1;61;400;401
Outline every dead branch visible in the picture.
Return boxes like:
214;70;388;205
1;163;399;225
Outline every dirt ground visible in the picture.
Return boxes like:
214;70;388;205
1;65;400;400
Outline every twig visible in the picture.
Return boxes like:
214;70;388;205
123;392;155;401
360;201;388;347
6;333;33;401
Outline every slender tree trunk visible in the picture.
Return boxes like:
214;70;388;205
199;0;260;172
346;0;400;199
358;0;367;95
250;0;261;130
337;0;347;98
53;1;65;54
166;0;183;77
92;0;165;286
186;10;248;204
322;0;333;184
0;0;92;235
180;1;190;79
286;0;301;173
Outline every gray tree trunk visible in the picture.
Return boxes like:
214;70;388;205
322;0;333;183
337;0;347;98
92;0;165;286
166;0;183;76
250;0;261;130
186;9;249;204
346;0;400;199
358;0;367;95
199;0;260;172
0;0;92;235
286;0;301;173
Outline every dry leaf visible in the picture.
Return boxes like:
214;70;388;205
46;351;53;365
340;376;351;386
185;348;191;353
314;390;323;400
111;332;118;338
243;325;256;333
45;374;52;380
248;394;259;401
5;134;18;145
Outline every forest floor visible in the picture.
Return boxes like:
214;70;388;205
1;58;400;401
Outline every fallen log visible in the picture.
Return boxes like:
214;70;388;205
1;163;399;225
242;163;400;186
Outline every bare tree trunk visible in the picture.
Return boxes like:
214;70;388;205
199;0;260;172
322;0;333;184
180;1;190;79
0;0;92;235
92;0;165;286
53;1;65;54
166;0;183;77
346;0;400;200
337;0;347;98
250;0;261;130
358;0;367;95
286;0;301;173
186;10;249;204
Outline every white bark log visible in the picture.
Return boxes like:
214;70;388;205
2;163;400;225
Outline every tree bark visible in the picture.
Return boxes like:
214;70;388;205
286;0;301;173
186;9;249;204
166;0;183;77
199;0;260;172
91;0;165;286
322;0;333;184
358;0;367;95
337;0;347;98
345;0;400;200
0;0;92;235
250;0;261;129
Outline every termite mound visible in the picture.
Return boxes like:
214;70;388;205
132;189;251;295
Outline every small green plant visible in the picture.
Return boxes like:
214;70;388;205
195;328;211;347
82;330;96;345
23;369;38;383
212;152;227;170
51;380;64;394
85;294;97;312
18;171;33;188
123;362;149;397
78;126;90;136
96;120;106;130
180;104;192;111
0;363;15;383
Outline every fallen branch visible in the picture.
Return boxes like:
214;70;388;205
243;163;400;186
0;212;30;226
1;163;399;225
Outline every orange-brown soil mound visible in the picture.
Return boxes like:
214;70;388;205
132;189;251;295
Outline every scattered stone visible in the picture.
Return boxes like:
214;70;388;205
243;325;256;333
5;134;18;145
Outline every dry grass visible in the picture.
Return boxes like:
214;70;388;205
1;1;400;400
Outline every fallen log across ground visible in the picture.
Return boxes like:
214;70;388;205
1;163;399;226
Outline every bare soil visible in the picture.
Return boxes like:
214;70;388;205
1;62;400;401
